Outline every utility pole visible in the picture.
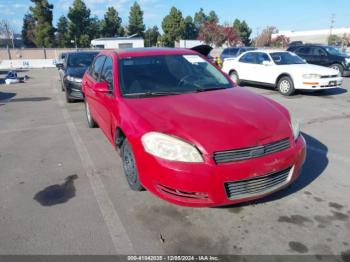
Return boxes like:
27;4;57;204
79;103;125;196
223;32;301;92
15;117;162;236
329;14;336;44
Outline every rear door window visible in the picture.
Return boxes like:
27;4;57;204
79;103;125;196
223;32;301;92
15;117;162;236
295;47;311;55
255;52;271;64
239;53;257;64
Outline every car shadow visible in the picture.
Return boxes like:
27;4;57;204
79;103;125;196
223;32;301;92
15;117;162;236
242;83;347;97
0;91;16;102
222;132;328;209
298;88;347;97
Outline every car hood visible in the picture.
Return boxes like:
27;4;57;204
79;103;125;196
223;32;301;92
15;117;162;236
123;87;292;154
66;67;88;78
278;64;339;75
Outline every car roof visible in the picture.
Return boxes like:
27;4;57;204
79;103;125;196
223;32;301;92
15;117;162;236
289;44;329;48
67;51;99;56
99;48;199;58
242;49;288;54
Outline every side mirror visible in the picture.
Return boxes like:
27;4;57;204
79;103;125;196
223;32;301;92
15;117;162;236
94;81;110;94
56;63;64;69
262;60;272;66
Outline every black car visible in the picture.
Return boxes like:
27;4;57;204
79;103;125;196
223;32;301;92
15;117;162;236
220;47;256;61
57;51;99;102
287;44;350;76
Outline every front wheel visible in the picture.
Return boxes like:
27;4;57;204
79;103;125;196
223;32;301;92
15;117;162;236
85;100;97;128
121;140;143;191
330;63;344;76
277;76;295;96
229;71;240;85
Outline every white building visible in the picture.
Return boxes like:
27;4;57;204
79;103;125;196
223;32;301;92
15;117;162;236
272;27;350;44
91;35;144;49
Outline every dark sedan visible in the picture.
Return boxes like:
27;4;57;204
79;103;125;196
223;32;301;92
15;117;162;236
57;51;99;102
220;47;256;61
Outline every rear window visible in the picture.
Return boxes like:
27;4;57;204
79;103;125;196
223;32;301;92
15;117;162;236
67;53;98;68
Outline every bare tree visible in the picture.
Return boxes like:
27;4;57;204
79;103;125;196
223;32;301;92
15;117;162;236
0;19;15;48
254;26;276;47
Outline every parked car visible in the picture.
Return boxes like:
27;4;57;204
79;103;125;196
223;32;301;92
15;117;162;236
55;52;67;67
221;47;257;61
288;41;303;47
222;50;343;96
287;44;350;76
82;48;306;207
57;51;99;102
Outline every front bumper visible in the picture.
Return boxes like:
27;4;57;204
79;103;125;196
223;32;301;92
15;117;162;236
64;80;83;99
296;77;343;90
134;135;306;207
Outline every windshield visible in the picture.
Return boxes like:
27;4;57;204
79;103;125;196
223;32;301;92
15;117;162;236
270;52;306;65
325;46;344;56
119;54;232;97
67;53;97;68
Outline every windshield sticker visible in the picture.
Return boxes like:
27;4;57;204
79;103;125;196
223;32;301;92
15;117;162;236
183;55;206;64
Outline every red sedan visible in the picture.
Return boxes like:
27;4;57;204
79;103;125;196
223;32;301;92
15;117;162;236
82;48;306;207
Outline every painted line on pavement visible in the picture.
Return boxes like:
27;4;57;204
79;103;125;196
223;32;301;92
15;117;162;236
52;81;135;254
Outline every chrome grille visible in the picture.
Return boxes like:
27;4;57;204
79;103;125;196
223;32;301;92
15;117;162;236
213;138;290;164
224;167;292;200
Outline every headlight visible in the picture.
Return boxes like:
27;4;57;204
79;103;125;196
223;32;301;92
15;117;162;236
302;74;321;79
290;114;300;140
141;132;204;162
66;75;82;83
345;57;350;64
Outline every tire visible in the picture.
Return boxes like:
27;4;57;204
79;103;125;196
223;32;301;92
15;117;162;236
65;90;74;103
330;63;344;76
229;71;240;85
277;76;295;96
85;100;97;128
121;139;143;191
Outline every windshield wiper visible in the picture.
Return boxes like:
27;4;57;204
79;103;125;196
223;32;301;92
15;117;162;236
195;87;228;92
123;91;183;97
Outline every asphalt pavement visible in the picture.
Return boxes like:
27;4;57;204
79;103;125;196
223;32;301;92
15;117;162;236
0;69;349;256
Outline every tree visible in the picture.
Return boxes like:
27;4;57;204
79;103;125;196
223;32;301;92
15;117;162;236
194;8;207;30
128;2;145;37
101;7;124;37
29;0;55;47
22;13;36;47
254;26;276;47
183;16;197;40
56;15;69;47
144;26;160;47
161;7;185;47
207;11;219;23
233;19;252;46
67;0;91;47
88;16;102;40
328;34;342;45
0;20;15;48
198;22;240;47
271;35;290;48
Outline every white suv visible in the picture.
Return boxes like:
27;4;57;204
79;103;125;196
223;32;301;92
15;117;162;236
222;50;343;96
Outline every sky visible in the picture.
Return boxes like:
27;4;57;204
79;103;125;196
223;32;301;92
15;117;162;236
1;0;349;36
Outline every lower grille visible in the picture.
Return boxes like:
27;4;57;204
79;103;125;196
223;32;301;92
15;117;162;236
213;138;290;164
224;167;293;200
157;184;208;200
